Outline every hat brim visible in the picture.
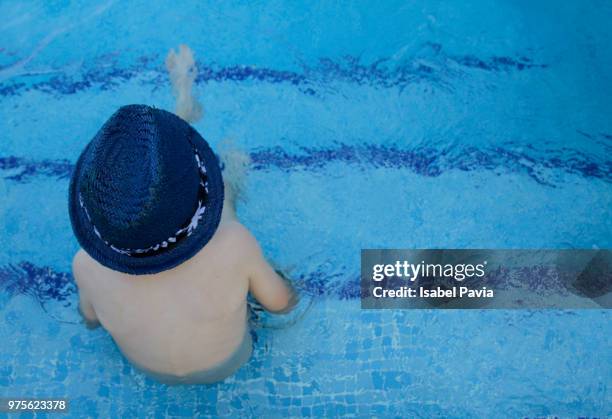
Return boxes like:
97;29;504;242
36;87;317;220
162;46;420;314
69;127;224;275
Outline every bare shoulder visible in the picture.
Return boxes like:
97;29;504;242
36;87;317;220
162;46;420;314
72;249;99;286
217;220;257;247
213;221;261;258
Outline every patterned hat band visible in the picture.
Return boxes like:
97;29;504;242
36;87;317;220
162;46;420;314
78;148;209;257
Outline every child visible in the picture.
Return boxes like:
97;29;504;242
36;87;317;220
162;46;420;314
69;49;296;385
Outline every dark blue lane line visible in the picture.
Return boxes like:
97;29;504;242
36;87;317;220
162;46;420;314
0;155;73;182
0;46;546;97
0;262;76;306
1;261;604;306
0;261;336;305
1;142;610;185
249;143;611;185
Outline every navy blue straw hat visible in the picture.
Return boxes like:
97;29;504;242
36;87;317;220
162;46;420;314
69;104;224;275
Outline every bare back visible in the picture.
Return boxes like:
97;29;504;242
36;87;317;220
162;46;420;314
73;218;292;377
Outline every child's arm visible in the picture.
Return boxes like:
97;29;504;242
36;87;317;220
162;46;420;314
72;252;100;329
78;297;100;329
240;229;297;313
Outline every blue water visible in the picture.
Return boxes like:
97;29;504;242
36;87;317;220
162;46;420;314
1;1;611;417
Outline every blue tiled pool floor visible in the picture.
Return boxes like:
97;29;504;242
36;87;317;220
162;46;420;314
0;296;609;417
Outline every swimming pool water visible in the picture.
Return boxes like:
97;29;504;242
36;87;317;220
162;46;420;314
0;1;611;417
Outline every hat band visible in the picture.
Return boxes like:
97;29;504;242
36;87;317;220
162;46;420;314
79;148;210;257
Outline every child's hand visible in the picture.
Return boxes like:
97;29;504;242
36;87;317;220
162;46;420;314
272;267;300;314
83;317;101;330
78;303;100;329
